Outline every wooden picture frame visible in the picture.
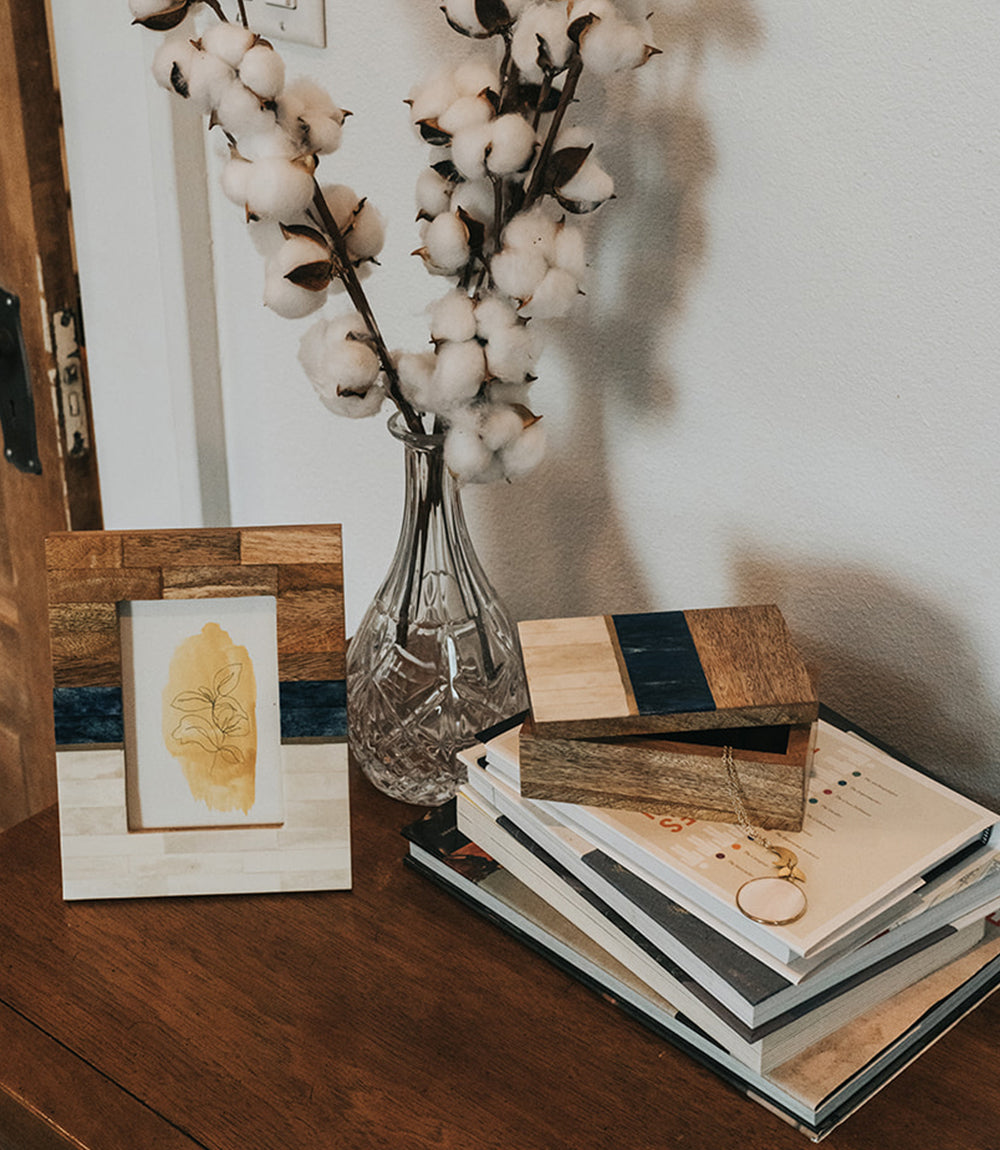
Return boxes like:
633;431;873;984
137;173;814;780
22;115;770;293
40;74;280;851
46;525;351;901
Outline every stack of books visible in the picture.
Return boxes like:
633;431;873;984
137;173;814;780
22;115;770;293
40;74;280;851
402;611;1000;1141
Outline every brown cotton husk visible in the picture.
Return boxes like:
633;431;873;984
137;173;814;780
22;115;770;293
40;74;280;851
553;191;612;214
546;144;593;191
133;1;191;32
418;119;453;147
511;402;541;428
285;260;334;292
566;12;598;45
280;222;329;246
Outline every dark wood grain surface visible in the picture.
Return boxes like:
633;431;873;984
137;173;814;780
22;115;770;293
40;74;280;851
1;765;998;1150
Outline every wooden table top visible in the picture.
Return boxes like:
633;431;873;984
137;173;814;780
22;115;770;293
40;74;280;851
1;762;998;1150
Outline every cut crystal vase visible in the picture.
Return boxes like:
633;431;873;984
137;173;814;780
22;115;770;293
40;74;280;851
346;413;528;805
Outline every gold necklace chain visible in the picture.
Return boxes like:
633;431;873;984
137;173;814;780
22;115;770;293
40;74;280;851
723;746;809;925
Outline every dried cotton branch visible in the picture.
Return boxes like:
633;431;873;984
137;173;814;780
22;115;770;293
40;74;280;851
130;0;660;481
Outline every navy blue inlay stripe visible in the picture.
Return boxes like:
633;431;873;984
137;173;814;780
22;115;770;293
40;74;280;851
53;680;347;744
53;686;124;745
610;611;716;716
279;680;347;738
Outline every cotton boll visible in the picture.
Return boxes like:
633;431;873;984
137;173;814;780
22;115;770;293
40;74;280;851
474;292;519;339
243;155;315;219
431;340;487;407
511;4;572;82
479;404;526;452
185;48;234;114
488;380;534;408
442;0;513;37
238;42;285;101
395;350;437;411
299;313;384;414
485;114;536;176
320;183;361;226
579;18;652;74
502;206;558;260
442;0;484;35
238;122;298;161
449;179;494;225
520;266;580;319
553;220;586;279
408;70;460;125
484;323;540;383
444;424;500;484
220;154;253;206
152;37;199;97
500;418;546;478
415;167;455;218
214;80;274;139
437;93;494;136
452;59;499;97
556;154;614;211
319;184;385;259
429;290;478;344
263;229;331;312
489;246;548;303
277;78;346;155
420;211;470;275
263;270;328;319
201;23;256;68
298;110;343;156
130;0;181;17
451;121;493;181
315;378;386;419
344;200;386;262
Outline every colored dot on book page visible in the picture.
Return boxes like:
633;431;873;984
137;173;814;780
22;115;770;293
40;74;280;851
715;852;726;859
809;797;819;804
823;789;833;794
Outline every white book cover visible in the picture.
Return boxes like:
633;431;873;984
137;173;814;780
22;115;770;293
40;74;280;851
461;748;1000;1003
456;784;986;1075
484;720;999;962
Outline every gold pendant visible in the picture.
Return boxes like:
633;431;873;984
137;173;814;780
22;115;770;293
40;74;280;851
735;846;808;926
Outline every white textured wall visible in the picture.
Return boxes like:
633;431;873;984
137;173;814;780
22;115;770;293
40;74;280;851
52;2;1000;806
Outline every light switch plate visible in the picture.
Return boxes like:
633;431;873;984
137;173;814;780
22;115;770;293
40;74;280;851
243;0;326;48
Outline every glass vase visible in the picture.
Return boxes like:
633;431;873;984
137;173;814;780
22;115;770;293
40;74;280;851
347;412;528;804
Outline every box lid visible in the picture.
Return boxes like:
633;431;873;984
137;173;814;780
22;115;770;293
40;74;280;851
518;604;817;739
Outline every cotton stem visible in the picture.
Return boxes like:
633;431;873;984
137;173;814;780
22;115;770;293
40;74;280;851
522;51;584;210
309;182;424;433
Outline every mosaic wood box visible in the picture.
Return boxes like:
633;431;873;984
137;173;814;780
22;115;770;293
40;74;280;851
517;718;816;830
515;605;818;827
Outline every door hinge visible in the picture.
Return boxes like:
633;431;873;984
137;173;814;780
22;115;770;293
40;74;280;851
52;307;90;459
0;288;42;474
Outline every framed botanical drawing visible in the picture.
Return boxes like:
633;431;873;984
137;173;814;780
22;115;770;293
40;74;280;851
45;525;351;900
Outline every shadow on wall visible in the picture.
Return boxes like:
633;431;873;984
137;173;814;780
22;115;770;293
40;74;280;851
735;554;1000;812
474;0;763;622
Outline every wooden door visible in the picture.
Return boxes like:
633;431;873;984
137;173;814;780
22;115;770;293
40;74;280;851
0;0;101;830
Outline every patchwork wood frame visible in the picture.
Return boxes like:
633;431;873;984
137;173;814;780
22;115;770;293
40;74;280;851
47;524;345;691
45;525;351;901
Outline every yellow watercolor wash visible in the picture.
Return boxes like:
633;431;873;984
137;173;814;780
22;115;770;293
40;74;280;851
162;622;258;814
